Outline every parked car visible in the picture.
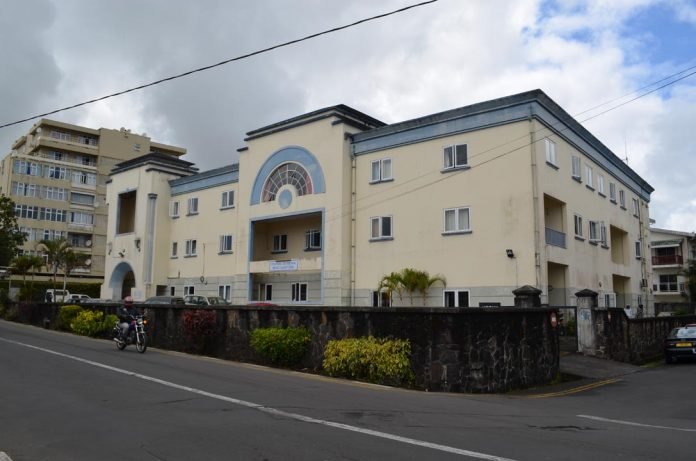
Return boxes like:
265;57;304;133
67;294;92;303
184;295;229;306
664;326;696;364
45;289;70;302
144;296;186;305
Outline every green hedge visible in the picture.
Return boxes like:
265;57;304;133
71;311;118;337
250;327;311;366
58;305;83;331
323;336;415;386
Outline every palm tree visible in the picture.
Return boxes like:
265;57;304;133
27;255;45;302
399;268;421;306
377;272;404;306
10;255;33;287
36;238;71;288
414;270;447;306
60;250;87;291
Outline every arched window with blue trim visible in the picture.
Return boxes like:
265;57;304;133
262;162;313;202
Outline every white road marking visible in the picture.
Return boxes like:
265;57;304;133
578;415;696;433
0;452;14;461
0;337;517;461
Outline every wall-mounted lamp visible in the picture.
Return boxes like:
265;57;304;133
107;242;112;255
506;249;515;258
134;237;141;252
118;249;125;258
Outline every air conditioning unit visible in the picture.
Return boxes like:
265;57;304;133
640;279;648;288
85;240;92;247
84;259;92;266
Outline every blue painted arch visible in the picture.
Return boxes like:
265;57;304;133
250;146;326;205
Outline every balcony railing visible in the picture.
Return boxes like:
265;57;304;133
545;227;566;248
652;255;683;266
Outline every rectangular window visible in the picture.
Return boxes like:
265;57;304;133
221;190;235;209
443;144;468;169
187;197;199;215
69;211;94;226
609;182;617;202
370;158;393;182
574;214;583;238
70;192;95;206
169;201;180;217
544;138;556;166
443;207;471;233
305;229;321;250
635;240;642;258
372;291;391;307
47;151;64;161
170;286;176;296
184;286;195;296
220;234;233;253
571;156;581;179
260;284;273;301
51;130;71;141
116;190;135;234
291;282;308;302
597;174;605;195
171;242;178;257
585;165;593;188
272;234;288;252
72;170;96;185
46;166;67;180
600;222;607;245
218;285;231;302
444;290;470;307
659;274;678;292
370;216;392;239
619;189;626;208
185;239;197;256
632;198;640;217
43;186;67;201
589;220;599;241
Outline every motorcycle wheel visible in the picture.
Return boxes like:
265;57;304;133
136;333;147;353
116;338;127;351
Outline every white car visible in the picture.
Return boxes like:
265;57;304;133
184;295;229;306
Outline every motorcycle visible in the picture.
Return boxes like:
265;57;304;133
113;314;148;353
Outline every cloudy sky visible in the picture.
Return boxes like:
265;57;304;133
1;0;695;230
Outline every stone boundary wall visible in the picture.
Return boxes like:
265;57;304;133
11;302;559;394
595;308;696;364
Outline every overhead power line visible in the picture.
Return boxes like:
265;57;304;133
0;0;440;130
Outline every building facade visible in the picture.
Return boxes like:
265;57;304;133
649;227;695;313
0;119;186;283
101;90;654;309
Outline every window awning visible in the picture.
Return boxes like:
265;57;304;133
651;239;682;248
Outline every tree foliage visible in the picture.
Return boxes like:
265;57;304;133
377;268;446;306
0;194;26;267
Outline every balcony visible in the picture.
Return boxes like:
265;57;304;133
652;255;683;266
545;227;566;248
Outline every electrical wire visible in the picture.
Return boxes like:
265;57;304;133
0;0;440;130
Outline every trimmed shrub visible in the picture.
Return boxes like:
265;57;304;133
323;336;415;387
71;311;117;337
58;305;83;331
250;327;311;366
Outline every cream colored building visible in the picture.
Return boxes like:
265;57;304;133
101;90;654;309
649;227;695;313
0;119;185;283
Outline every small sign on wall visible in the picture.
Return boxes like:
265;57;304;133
270;259;299;272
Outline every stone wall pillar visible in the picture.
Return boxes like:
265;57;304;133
513;285;542;307
576;289;598;355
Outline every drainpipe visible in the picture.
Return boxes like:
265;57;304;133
350;136;357;306
529;108;542;291
144;193;157;297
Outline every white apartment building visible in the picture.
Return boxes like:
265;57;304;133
101;90;654;308
649;227;695;313
0;119;186;283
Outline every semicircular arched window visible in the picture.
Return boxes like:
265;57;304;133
262;162;314;202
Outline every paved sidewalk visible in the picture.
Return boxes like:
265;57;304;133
560;353;644;379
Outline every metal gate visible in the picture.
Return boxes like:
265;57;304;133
554;306;578;353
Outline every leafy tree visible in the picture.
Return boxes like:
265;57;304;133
10;255;34;287
414;271;447;305
60;250;87;291
377;272;404;305
0;195;26;267
35;238;71;287
377;268;447;306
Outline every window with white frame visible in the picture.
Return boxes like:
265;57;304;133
291;282;308;302
635;240;642;258
221;190;235;209
609;182;617;202
70;192;94;206
43;229;65;241
658;274;678;292
443;144;468;170
46;166;67;180
632;198;640;216
571;156;581;179
50;130;71;141
444;290;470;307
42;208;67;222
443;207;471;233
574;214;584;238
72;170;96;185
544;138;557;166
185;239;197;256
272;234;288;253
600;222;607;245
218;285;231;302
220;234;233;253
69;211;94;226
171;242;178;257
370;158;392;182
184;286;195;296
260;284;272;301
589;220;599;242
370;216;392;240
187;197;199;215
47;151;64;161
619;189;626;208
13;160;40;176
585;165;594;188
169;201;180;218
11;182;36;197
305;229;321;250
44;186;67;201
372;291;391;307
597;174;605;195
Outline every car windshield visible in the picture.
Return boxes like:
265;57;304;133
207;297;225;305
672;327;696;338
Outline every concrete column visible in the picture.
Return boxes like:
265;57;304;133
576;289;598;355
143;193;158;295
513;285;542;307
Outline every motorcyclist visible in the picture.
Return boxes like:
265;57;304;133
117;296;139;340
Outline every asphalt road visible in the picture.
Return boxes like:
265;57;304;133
1;320;694;461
